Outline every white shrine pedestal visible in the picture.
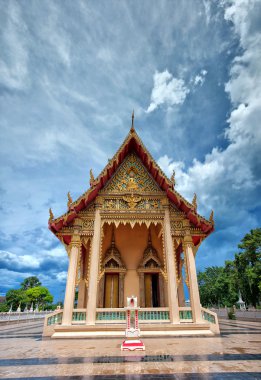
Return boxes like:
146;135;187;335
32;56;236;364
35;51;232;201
121;296;145;351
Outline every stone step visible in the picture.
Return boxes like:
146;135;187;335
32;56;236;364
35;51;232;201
52;322;213;339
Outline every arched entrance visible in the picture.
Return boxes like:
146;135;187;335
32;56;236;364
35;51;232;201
99;229;126;308
138;229;164;307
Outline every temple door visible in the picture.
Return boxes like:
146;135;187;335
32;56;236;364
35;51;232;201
104;274;119;308
145;273;159;307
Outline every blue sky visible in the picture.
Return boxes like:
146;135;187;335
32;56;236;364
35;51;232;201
0;0;260;302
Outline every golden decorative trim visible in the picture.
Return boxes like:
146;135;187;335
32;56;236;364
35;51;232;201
122;193;142;209
69;234;81;249
101;218;163;229
183;252;190;288
75;243;82;286
86;237;93;287
172;237;180;286
101;153;161;193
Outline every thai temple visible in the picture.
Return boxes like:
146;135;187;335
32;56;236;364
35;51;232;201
43;114;219;338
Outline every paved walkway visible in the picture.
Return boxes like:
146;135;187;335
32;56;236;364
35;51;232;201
0;319;260;379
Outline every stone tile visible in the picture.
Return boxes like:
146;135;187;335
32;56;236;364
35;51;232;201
0;319;260;379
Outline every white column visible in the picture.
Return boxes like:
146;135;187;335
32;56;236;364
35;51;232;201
164;208;180;323
183;236;203;323
86;208;101;325
62;234;81;325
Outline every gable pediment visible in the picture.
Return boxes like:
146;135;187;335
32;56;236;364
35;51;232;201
101;153;162;194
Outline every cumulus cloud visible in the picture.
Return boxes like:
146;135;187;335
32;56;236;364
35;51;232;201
0;248;67;273
146;70;190;113
158;0;261;229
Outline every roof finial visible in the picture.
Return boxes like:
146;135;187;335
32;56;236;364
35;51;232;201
192;193;197;211
209;210;214;224
90;169;95;186
49;208;54;222
130;110;135;133
67;191;73;209
170;170;176;187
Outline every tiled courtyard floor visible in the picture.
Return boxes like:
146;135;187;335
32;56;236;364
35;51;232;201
0;319;260;379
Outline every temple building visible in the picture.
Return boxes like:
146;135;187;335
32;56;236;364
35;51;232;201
43;114;219;338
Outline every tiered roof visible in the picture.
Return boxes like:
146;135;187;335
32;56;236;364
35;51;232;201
49;115;214;236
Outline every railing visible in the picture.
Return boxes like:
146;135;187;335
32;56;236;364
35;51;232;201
47;309;88;326
96;309;126;322
47;311;63;326
0;311;50;323
138;309;169;322
201;307;220;334
44;307;220;332
201;308;217;324
96;308;170;323
179;307;192;321
72;310;86;323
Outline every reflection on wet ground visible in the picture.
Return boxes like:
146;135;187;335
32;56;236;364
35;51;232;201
0;319;260;379
0;353;261;366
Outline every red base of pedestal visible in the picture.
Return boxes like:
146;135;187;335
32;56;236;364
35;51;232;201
121;339;145;351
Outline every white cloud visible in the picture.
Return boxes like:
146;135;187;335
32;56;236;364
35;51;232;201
146;70;190;113
194;69;208;86
56;271;68;282
40;2;72;67
158;0;261;223
203;0;211;25
0;251;40;270
0;2;29;90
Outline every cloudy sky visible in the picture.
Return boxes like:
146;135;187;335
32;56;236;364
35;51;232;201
0;0;260;302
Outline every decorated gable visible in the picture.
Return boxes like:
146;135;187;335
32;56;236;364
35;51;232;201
102;153;161;194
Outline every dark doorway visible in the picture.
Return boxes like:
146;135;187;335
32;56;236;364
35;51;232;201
145;273;159;307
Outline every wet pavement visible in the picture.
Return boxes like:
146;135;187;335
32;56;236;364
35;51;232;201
0;319;260;379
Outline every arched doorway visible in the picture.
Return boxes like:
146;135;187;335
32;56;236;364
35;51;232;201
138;229;164;307
100;229;126;308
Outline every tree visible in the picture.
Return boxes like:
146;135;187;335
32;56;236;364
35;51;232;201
235;228;261;307
0;302;9;312
6;289;29;310
25;286;53;309
20;276;42;290
198;228;261;308
198;266;237;307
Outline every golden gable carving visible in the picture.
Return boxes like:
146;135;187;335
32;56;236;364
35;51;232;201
102;153;160;193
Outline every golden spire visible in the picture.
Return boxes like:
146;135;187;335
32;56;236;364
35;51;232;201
67;191;73;209
130;110;135;133
49;208;54;222
209;210;214;224
192;193;197;211
90;169;95;186
170;170;176;186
